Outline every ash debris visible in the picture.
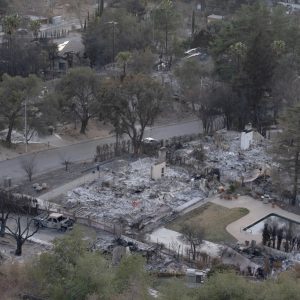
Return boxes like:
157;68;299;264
169;130;271;184
62;130;271;233
64;157;206;232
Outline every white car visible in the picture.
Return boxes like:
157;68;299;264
142;137;160;145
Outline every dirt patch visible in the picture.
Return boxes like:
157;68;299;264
167;203;249;243
0;142;53;161
57;119;113;143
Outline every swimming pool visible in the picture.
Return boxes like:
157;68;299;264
243;213;300;234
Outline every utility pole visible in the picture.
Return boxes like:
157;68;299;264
24;98;27;153
112;21;116;63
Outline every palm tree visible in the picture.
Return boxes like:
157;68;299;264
29;20;41;40
3;14;20;36
116;51;132;80
3;14;21;74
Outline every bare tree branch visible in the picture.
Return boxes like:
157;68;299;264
6;215;39;256
20;155;37;182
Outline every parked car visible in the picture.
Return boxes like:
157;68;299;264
33;212;74;231
142;137;160;146
142;137;161;155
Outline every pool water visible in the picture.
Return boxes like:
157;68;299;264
244;214;300;235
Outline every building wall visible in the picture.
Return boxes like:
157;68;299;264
241;131;253;150
151;162;166;180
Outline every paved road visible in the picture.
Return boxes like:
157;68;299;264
0;119;202;182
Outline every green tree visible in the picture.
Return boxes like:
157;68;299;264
114;255;151;299
96;0;104;17
191;10;195;36
2;14;21;75
271;102;300;205
0;74;40;145
210;3;291;130
28;227;113;299
243;31;275;132
151;0;179;56
195;272;257;300
2;14;20;36
104;75;164;154
0;0;8;16
46;42;59;77
29;20;41;40
57;67;103;134
159;279;192;300
175;59;213;94
83;9;152;67
116;51;132;79
129;48;155;74
121;0;146;17
0;190;13;237
175;59;220;133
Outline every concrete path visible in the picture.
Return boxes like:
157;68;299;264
148;195;300;253
210;196;300;244
147;227;223;258
39;172;98;201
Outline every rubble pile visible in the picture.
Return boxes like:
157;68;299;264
172;130;271;183
65;158;206;230
63;130;271;231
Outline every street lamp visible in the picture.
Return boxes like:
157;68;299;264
105;21;118;63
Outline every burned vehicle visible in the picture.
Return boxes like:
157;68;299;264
33;213;74;231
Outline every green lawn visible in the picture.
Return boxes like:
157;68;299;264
167;203;249;243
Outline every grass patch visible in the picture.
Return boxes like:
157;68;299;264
167;203;249;243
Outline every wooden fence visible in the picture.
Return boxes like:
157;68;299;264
94;133;203;162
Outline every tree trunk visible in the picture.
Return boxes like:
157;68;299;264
5;120;15;145
202;118;209;134
292;150;299;206
0;222;6;237
15;238;23;256
123;63;126;78
80;118;88;134
192;244;196;261
132;128;144;155
133;140;140;155
277;237;282;250
165;18;168;56
115;132;120;156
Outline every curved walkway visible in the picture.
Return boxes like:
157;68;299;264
210;195;300;244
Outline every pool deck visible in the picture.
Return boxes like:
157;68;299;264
148;195;300;253
210;195;300;244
